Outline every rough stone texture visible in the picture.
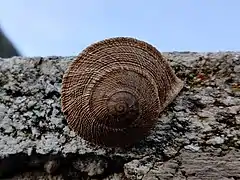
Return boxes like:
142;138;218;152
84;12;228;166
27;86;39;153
0;52;239;179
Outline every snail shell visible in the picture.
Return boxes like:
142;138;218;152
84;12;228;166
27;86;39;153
61;37;184;147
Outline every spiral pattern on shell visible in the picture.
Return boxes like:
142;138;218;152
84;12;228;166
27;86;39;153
61;37;184;147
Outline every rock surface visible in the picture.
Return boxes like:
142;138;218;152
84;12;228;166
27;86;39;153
0;52;240;179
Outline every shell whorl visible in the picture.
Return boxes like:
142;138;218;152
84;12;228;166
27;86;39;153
61;37;184;147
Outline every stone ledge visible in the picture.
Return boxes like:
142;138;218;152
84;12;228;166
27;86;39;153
0;52;240;179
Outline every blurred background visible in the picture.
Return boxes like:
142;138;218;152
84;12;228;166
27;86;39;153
0;0;240;58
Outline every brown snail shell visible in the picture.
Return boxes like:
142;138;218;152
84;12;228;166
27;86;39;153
61;37;184;147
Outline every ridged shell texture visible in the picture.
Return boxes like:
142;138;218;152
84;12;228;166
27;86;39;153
61;37;184;147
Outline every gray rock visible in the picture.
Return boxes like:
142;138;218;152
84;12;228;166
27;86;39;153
184;144;200;152
228;105;240;114
0;52;240;179
124;156;154;180
206;136;225;145
44;160;61;174
72;157;108;176
234;65;240;72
